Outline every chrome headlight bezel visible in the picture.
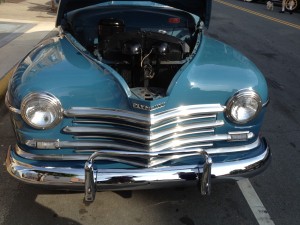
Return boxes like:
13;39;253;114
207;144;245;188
226;90;262;124
21;92;63;130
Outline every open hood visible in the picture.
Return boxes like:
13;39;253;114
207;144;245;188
56;0;212;28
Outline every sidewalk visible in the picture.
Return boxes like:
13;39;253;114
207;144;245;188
0;0;55;22
0;0;56;98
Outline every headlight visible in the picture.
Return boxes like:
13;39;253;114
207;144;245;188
226;90;262;124
21;93;63;129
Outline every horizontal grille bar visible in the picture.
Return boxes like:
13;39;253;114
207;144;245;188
63;120;224;145
72;114;217;132
62;104;225;153
17;138;260;167
22;104;228;166
26;134;230;152
64;104;225;127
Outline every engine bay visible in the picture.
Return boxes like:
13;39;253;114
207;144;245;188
65;6;198;100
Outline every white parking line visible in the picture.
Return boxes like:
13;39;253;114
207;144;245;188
238;179;275;225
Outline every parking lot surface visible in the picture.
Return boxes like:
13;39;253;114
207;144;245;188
0;1;300;224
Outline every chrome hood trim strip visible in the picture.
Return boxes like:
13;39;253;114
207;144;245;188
262;98;270;108
5;93;21;114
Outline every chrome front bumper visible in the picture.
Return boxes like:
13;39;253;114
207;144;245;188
6;138;270;202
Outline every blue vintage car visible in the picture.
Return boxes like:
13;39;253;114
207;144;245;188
5;0;270;202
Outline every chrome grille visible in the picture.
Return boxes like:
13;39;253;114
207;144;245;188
63;104;225;153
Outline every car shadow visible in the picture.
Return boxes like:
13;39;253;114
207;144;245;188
2;186;82;225
1;181;259;225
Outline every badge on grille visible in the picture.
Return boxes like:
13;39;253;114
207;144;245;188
133;102;166;111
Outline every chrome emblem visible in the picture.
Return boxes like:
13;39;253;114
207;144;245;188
133;102;166;111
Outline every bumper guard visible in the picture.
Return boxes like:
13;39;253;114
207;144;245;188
84;151;212;202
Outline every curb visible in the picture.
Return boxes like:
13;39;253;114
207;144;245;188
0;66;14;118
0;66;15;99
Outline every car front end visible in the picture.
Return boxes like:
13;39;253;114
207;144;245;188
5;0;271;202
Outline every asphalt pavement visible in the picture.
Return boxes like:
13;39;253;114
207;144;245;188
0;0;300;225
207;1;300;225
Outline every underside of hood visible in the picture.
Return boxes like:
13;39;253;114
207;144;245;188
56;0;212;28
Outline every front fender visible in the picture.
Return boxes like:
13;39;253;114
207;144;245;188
167;35;268;107
7;36;131;111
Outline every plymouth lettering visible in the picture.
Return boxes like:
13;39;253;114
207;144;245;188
133;102;166;111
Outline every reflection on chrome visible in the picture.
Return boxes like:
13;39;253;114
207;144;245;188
6;138;271;202
18;137;258;167
84;149;212;201
5;93;20;114
64;104;225;125
14;104;256;168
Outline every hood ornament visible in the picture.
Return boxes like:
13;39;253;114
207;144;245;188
133;102;166;111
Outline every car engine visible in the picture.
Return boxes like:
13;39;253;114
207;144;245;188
93;18;194;100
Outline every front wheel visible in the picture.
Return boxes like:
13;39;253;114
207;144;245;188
285;0;298;11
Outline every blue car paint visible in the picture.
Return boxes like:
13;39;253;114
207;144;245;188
9;38;131;110
167;35;268;105
9;34;268;111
